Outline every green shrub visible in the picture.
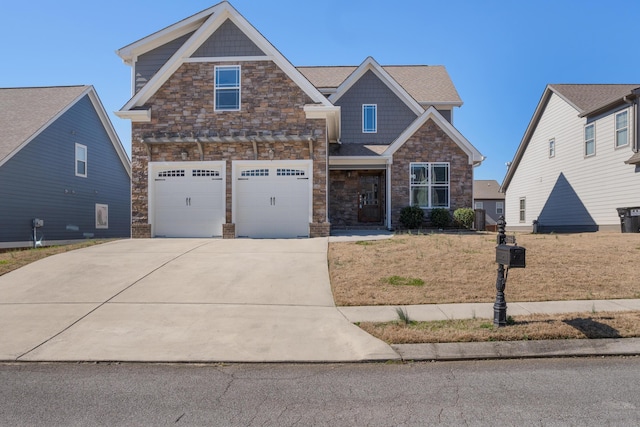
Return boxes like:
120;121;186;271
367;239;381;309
430;208;451;228
399;205;424;229
453;208;475;229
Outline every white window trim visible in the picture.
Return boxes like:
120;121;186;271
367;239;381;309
549;138;555;158
519;198;526;223
95;203;108;229
474;201;484;210
584;123;595;157
214;65;241;112
496;201;504;215
362;104;377;133
615;110;629;148
409;162;450;209
75;143;87;178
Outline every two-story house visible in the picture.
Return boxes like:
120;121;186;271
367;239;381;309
116;1;483;239
502;84;640;232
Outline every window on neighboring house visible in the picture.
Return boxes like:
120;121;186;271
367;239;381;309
616;111;628;147
75;143;87;177
519;198;526;222
363;104;377;133
584;123;595;156
215;65;240;111
474;201;484;210
410;162;450;208
549;138;555;158
496;201;504;215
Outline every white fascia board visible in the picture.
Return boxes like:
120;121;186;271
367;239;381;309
329;156;391;167
305;105;341;142
116;6;217;64
114;109;151;122
121;2;331;113
329;57;424;116
384;106;484;165
419;101;463;108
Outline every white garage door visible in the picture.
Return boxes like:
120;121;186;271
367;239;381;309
234;161;311;238
151;162;225;238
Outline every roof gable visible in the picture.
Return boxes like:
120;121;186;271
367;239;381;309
383;106;484;165
0;86;131;176
474;180;504;200
191;19;265;57
117;2;331;116
549;84;639;117
329;57;424;116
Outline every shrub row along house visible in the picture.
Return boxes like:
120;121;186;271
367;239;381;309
115;1;484;239
0;86;131;248
502;84;640;232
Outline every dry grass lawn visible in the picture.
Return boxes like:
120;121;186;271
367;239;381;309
359;311;640;344
329;232;640;306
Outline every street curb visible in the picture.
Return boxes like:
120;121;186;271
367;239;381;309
393;338;640;361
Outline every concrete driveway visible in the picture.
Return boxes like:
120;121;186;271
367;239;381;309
0;239;399;362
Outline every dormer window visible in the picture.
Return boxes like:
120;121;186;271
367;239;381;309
362;104;377;133
215;65;241;111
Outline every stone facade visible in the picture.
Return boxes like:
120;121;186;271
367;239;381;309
390;118;473;228
130;60;329;238
329;170;386;227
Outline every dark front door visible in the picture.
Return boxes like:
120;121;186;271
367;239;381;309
358;173;382;223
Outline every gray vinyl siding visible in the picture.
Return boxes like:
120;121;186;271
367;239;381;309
476;199;504;225
135;32;194;93
336;70;417;144
192;19;265;58
0;95;130;244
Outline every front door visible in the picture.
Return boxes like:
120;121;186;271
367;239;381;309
358;173;382;223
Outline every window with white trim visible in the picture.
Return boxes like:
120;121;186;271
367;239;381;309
519;198;526;222
410;163;450;208
496;201;504;215
615;111;628;148
75;143;87;177
362;104;377;133
549;138;555;158
584;123;595;156
215;65;240;111
474;201;484;210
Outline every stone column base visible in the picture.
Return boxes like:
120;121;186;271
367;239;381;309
223;223;236;239
132;223;151;238
309;222;331;237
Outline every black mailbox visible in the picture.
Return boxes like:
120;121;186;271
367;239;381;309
495;244;526;268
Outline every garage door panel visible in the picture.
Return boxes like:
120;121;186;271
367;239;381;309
152;163;225;238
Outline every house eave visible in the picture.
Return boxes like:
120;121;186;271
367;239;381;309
115;109;151;122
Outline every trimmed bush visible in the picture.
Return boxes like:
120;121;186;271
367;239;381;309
430;208;451;229
454;208;475;229
399;205;424;229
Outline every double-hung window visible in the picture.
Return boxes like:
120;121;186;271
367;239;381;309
362;104;377;133
519;198;526;222
496;201;504;215
215;65;240;111
549;138;555;158
584;123;595;156
75;143;87;177
410;162;450;208
616;111;628;148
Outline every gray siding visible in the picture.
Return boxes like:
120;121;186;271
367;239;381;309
192;19;265;58
0;95;131;244
336;70;417;144
135;32;194;93
475;199;504;225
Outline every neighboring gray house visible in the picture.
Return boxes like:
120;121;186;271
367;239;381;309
115;1;484;239
0;86;132;248
502;84;640;232
473;179;505;229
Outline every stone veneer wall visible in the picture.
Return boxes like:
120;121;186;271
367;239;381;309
130;61;328;237
390;118;473;228
329;170;386;227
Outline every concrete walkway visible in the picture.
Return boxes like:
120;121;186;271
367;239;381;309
0;238;398;363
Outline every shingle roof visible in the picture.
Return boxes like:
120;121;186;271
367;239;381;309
474;180;504;200
297;65;462;105
0;86;89;162
549;84;639;116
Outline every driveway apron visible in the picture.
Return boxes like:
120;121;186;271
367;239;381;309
0;239;399;362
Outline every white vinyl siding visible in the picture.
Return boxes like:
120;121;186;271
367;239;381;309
505;93;640;230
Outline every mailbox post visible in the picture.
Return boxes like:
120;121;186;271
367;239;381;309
493;216;526;327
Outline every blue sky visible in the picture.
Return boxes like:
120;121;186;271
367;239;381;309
3;0;639;182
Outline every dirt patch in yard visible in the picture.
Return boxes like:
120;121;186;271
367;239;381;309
359;311;640;344
329;232;640;306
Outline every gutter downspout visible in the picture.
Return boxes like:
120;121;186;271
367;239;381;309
623;94;638;152
386;158;392;230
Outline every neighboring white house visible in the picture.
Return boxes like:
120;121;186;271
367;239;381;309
502;84;640;232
